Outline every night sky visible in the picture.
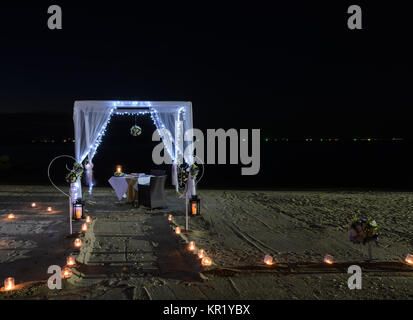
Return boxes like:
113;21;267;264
1;2;412;188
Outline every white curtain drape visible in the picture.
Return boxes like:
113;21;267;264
73;101;194;196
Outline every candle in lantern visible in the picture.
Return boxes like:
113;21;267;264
201;256;212;267
405;254;413;265
3;277;15;291
324;254;334;264
168;214;173;222
198;249;206;259
175;226;181;235
75;207;82;220
116;165;122;173
191;202;197;215
74;238;82;248
188;241;196;252
62;267;72;278
66;256;76;267
264;255;275;266
31;202;36;208
7;213;16;220
81;223;88;232
86;216;91;223
47;207;52;212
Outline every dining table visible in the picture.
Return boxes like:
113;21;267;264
108;173;153;201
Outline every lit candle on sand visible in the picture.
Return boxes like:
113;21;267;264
198;249;206;259
74;238;82;248
66;256;76;267
3;277;15;291
324;254;334;264
62;267;72;278
201;257;212;267
188;241;196;252
264;255;275;266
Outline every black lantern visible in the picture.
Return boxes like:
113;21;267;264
72;200;85;221
189;195;200;216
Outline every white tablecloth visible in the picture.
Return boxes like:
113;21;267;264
108;174;153;201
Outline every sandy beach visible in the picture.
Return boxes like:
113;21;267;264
1;185;412;299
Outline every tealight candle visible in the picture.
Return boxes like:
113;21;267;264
324;254;334;264
7;213;15;220
47;207;52;212
188;241;196;252
197;249;206;259
66;256;76;267
74;238;82;248
175;226;181;235
86;216;91;223
31;202;36;208
116;165;122;173
264;255;275;266
201;257;212;267
405;254;413;265
62;267;72;278
81;223;88;232
168;214;173;222
3;277;15;291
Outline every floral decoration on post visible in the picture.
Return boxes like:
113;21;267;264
65;162;85;183
348;216;379;245
178;162;199;188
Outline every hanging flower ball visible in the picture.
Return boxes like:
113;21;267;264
130;125;142;136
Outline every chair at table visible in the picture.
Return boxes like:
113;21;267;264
150;169;166;176
138;175;167;209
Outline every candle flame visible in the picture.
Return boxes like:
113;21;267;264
86;216;91;223
175;227;181;234
324;254;334;264
405;254;413;265
201;257;212;267
188;241;196;251
47;207;52;212
62;267;72;278
67;256;76;266
4;277;15;291
264;255;274;266
82;223;88;232
168;214;173;221
198;249;206;259
74;238;82;248
31;202;36;208
7;213;15;219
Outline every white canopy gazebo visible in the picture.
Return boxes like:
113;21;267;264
73;100;195;197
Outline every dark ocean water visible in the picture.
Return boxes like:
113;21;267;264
1;140;412;190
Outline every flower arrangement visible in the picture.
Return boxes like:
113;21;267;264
178;162;199;188
65;162;85;183
114;171;125;177
130;125;142;136
348;216;379;244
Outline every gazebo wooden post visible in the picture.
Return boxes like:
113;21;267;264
69;196;73;234
185;195;189;231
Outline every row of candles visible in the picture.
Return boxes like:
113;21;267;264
168;214;213;267
57;215;92;280
6;203;53;220
2;203;92;291
263;253;413;266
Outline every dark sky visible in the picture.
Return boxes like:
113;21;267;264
0;2;412;136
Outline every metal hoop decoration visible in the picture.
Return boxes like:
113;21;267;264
47;155;77;198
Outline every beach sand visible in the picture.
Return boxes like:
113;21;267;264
0;185;412;299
